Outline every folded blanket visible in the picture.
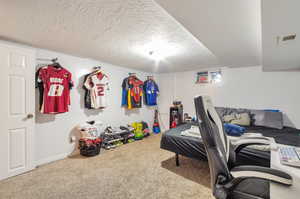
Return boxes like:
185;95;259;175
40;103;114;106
224;123;245;136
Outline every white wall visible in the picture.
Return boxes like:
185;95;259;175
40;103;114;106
158;66;300;129
35;49;157;165
156;73;175;131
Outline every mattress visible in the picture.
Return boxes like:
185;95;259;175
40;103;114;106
160;123;300;167
160;124;207;160
243;126;300;147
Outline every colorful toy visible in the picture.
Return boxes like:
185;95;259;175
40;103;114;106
153;110;161;134
131;122;144;140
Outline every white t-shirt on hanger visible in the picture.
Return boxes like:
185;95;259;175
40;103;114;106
84;71;109;109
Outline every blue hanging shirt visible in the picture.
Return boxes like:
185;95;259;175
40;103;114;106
143;80;159;106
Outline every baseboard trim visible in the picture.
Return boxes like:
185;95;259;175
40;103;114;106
36;152;69;166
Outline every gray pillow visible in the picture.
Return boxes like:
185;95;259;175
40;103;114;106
216;107;251;122
251;110;283;129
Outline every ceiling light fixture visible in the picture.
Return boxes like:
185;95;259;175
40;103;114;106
149;50;163;61
133;38;181;62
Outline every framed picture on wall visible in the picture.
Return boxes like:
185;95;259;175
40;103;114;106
196;71;209;84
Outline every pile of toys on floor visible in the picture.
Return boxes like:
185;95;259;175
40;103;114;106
76;120;155;157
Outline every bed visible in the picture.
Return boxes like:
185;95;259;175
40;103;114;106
160;123;300;167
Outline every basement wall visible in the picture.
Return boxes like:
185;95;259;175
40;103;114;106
158;66;300;129
35;49;157;165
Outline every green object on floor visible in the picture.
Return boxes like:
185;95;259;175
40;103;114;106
113;141;123;147
127;138;135;143
132;122;144;140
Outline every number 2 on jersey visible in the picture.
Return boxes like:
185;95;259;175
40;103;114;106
97;85;104;96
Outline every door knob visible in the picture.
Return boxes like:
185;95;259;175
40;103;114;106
27;114;34;119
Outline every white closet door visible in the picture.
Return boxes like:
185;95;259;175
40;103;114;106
0;43;35;180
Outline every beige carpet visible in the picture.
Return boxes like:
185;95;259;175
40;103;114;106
0;134;213;199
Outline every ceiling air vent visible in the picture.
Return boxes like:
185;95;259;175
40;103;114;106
282;34;296;41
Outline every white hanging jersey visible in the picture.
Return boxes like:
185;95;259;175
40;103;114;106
84;72;109;109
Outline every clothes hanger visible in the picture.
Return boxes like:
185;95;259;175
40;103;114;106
93;66;101;72
129;73;137;80
86;120;95;125
89;66;102;76
51;58;62;69
147;76;154;80
91;66;109;79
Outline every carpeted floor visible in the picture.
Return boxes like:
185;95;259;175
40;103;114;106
0;134;213;199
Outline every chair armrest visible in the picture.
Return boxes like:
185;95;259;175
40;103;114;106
231;165;292;186
241;133;267;139
231;137;271;154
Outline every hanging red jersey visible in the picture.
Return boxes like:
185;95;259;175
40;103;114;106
38;66;73;114
128;77;143;108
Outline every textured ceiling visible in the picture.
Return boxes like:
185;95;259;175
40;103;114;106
155;0;262;69
0;0;218;73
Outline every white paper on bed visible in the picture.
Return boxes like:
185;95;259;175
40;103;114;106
180;125;201;138
180;126;271;151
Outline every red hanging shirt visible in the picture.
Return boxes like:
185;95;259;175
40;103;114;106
38;66;73;114
128;77;143;108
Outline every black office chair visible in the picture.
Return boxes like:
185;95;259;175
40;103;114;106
194;96;292;199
